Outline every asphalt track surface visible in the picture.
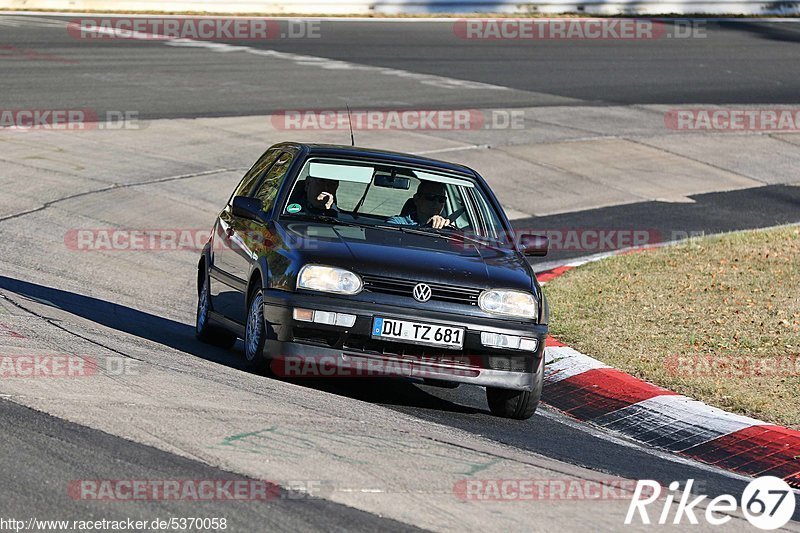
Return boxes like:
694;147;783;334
1;14;800;531
2;17;800;118
0;399;420;531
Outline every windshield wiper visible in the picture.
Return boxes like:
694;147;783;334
371;224;463;242
375;224;509;249
283;213;366;229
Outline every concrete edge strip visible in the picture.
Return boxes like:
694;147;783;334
537;231;800;489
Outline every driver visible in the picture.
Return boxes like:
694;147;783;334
294;176;340;216
387;181;453;229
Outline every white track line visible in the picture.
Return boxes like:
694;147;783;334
70;23;512;92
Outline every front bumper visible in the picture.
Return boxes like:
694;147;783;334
261;289;547;391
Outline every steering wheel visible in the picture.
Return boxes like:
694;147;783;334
446;206;466;222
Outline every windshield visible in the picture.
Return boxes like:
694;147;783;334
280;157;509;242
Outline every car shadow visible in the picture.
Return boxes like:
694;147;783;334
287;377;484;415
0;275;479;415
0;275;244;368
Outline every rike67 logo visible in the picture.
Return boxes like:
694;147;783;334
626;477;796;530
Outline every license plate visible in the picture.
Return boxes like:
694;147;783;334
372;317;464;349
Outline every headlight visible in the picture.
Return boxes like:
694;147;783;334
297;265;363;295
478;289;538;320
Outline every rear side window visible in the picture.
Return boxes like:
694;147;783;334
254;152;295;214
230;148;281;202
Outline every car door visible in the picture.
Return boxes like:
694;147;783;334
210;149;281;323
215;150;296;324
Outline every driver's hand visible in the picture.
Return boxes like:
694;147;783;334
317;192;335;210
426;215;453;229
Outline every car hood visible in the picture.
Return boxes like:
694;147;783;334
277;221;534;292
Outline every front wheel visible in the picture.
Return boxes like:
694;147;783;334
486;355;544;420
243;287;269;373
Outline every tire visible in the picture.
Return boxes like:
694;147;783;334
196;268;237;349
486;354;544;420
243;286;269;373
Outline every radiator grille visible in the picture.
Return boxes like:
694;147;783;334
361;275;481;305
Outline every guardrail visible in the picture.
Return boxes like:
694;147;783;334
2;0;799;15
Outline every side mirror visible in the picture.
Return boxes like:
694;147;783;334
231;196;265;222
519;234;548;257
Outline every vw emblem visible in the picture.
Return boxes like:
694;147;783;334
412;283;432;303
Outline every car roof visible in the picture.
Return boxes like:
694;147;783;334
273;142;478;177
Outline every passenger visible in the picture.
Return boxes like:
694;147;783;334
387;181;453;229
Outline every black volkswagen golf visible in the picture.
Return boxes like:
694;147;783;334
196;142;549;419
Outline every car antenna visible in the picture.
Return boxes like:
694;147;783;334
346;104;355;146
